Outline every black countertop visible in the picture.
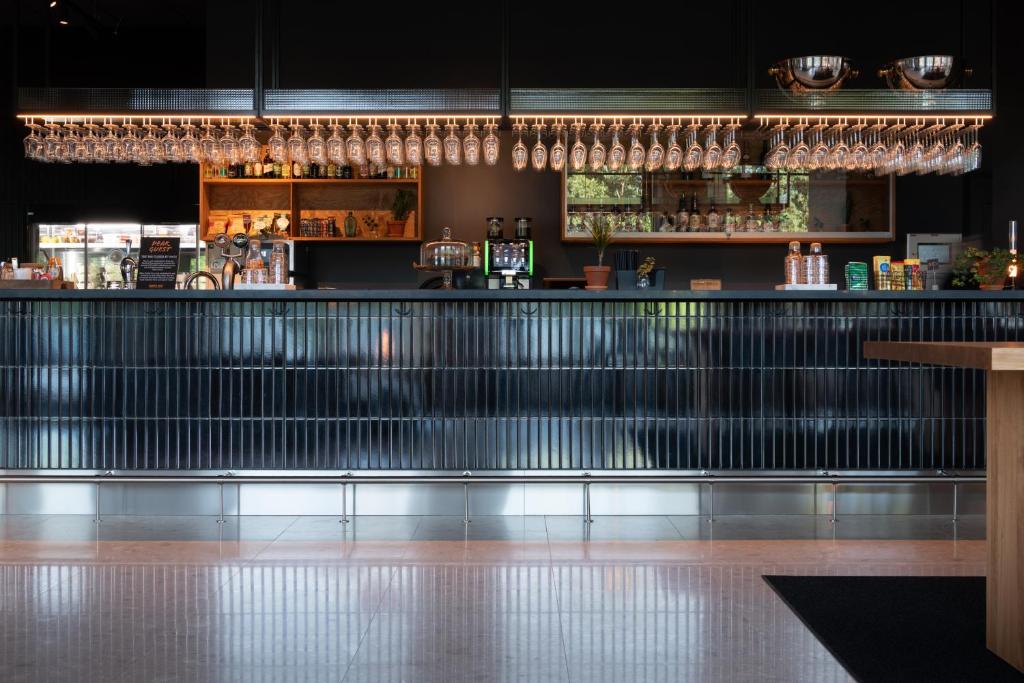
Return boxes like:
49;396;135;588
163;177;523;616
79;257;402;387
2;288;1024;301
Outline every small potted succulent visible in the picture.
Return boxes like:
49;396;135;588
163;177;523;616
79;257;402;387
951;247;1013;290
583;216;614;289
388;189;415;238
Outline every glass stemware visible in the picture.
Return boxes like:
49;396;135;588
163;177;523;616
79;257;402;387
327;123;347;166
140;122;163;164
64;123;88;163
585;123;604;171
346;124;367;166
784;124;808;171
607;124;627;171
662;125;682;172
700;124;722;171
719;123;742;170
462;123;481;166
549;123;566;172
569;123;587;172
179;122;201;163
287;123;308;165
366;123;386;166
846;123;868;172
82;122;104;163
307;122;327;166
763;124;789;171
443;123;462;165
531;123;549;171
219;123;240;167
482;122;500;166
161;122;181;163
121;123;143;164
267;123;288;164
644;124;664;172
423;123;443;167
806;124;830;170
385;123;405;166
626;124;646;171
22;121;43;160
239;122;260;164
511;123;529;171
405;123;424;166
824;123;849;171
682;124;702;172
103;122;124;163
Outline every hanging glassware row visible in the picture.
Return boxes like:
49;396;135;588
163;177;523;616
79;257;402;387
757;116;986;176
20;114;988;175
19;117;501;167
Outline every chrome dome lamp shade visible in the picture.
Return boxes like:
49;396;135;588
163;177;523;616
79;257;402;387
879;55;968;90
769;56;858;92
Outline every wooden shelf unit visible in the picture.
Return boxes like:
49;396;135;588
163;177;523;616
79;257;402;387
199;167;423;242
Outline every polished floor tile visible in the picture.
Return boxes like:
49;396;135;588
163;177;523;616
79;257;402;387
0;514;989;682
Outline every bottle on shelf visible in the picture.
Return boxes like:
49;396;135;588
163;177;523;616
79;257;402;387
706;202;721;230
675;195;689;233
263;150;274;178
745;204;760;232
687;194;702;231
724;207;738;231
252;154;262;178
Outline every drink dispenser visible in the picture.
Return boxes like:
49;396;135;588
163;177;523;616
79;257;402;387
484;217;534;289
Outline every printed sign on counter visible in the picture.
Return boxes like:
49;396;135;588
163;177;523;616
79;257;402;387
136;237;181;289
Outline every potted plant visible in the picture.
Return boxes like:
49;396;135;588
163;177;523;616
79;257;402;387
583;216;614;289
951;247;1013;290
388;189;415;238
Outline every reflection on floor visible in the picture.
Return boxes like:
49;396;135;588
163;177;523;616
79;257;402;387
0;515;985;682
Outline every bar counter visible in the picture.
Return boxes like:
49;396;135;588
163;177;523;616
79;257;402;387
2;288;1021;474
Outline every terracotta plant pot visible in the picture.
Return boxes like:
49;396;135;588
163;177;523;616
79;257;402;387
980;283;1005;291
386;220;406;237
583;265;612;290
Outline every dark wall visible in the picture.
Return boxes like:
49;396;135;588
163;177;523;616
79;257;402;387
2;0;1016;289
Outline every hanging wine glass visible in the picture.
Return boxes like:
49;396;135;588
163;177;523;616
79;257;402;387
606;123;626;171
719;123;742;170
588;122;606;171
268;122;288;163
784;123;808;171
511;123;529;171
307;122;327;166
423;122;443;166
121;122;143;164
644;123;665;172
700;124;722;171
806;124;829;170
405;123;424;166
103;122;124;163
385;123;405;166
346;123;367;166
549;123;566;172
160;122;181;163
626;123;646;171
286;122;307;165
238;121;260;164
365;122;385;166
179;122;201;163
531;123;548;171
663;124;683;171
61;123;86;163
825;122;850;171
847;122;869;172
482;122;500;165
327;122;347;166
569;123;587;171
82;121;104;163
22;121;42;160
219;123;241;167
682;123;702;172
443;123;462;165
463;122;481;166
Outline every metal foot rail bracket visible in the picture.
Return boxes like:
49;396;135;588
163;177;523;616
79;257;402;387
0;472;985;523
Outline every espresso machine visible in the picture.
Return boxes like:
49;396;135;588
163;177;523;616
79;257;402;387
484;217;534;289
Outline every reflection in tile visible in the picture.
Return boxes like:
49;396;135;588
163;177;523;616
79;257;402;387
546;516;683;541
279;515;422;542
414;515;548;541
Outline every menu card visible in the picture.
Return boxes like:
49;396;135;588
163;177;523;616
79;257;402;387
136;237;181;290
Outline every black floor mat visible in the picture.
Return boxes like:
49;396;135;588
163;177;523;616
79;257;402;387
763;575;1023;682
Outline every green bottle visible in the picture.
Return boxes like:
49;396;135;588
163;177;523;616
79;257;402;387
344;211;357;238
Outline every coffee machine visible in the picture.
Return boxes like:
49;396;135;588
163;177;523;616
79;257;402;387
484;217;534;289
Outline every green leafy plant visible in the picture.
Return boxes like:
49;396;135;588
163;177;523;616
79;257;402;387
584;216;614;266
951;247;1013;289
390;189;415;221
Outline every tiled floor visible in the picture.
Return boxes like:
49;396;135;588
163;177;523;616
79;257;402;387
0;514;986;682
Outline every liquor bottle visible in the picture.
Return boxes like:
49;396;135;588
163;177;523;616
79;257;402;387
784;241;802;284
327;161;337;177
243;160;253;178
745;204;759;232
301;162;310;178
292;160;302;178
724;207;738;231
309;161;318;177
687;194;702;231
674;195;689;232
253;155;263;178
263;151;274;178
269;242;288;284
227;161;237;178
204;163;213;179
706;202;721;230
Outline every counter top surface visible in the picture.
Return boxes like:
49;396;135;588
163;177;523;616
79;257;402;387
3;288;1024;301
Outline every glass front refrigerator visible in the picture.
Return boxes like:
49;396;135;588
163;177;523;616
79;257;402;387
32;223;201;289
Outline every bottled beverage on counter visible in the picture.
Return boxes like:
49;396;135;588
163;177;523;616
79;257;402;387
784;241;803;284
269;242;287;284
802;242;829;285
243;239;268;284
